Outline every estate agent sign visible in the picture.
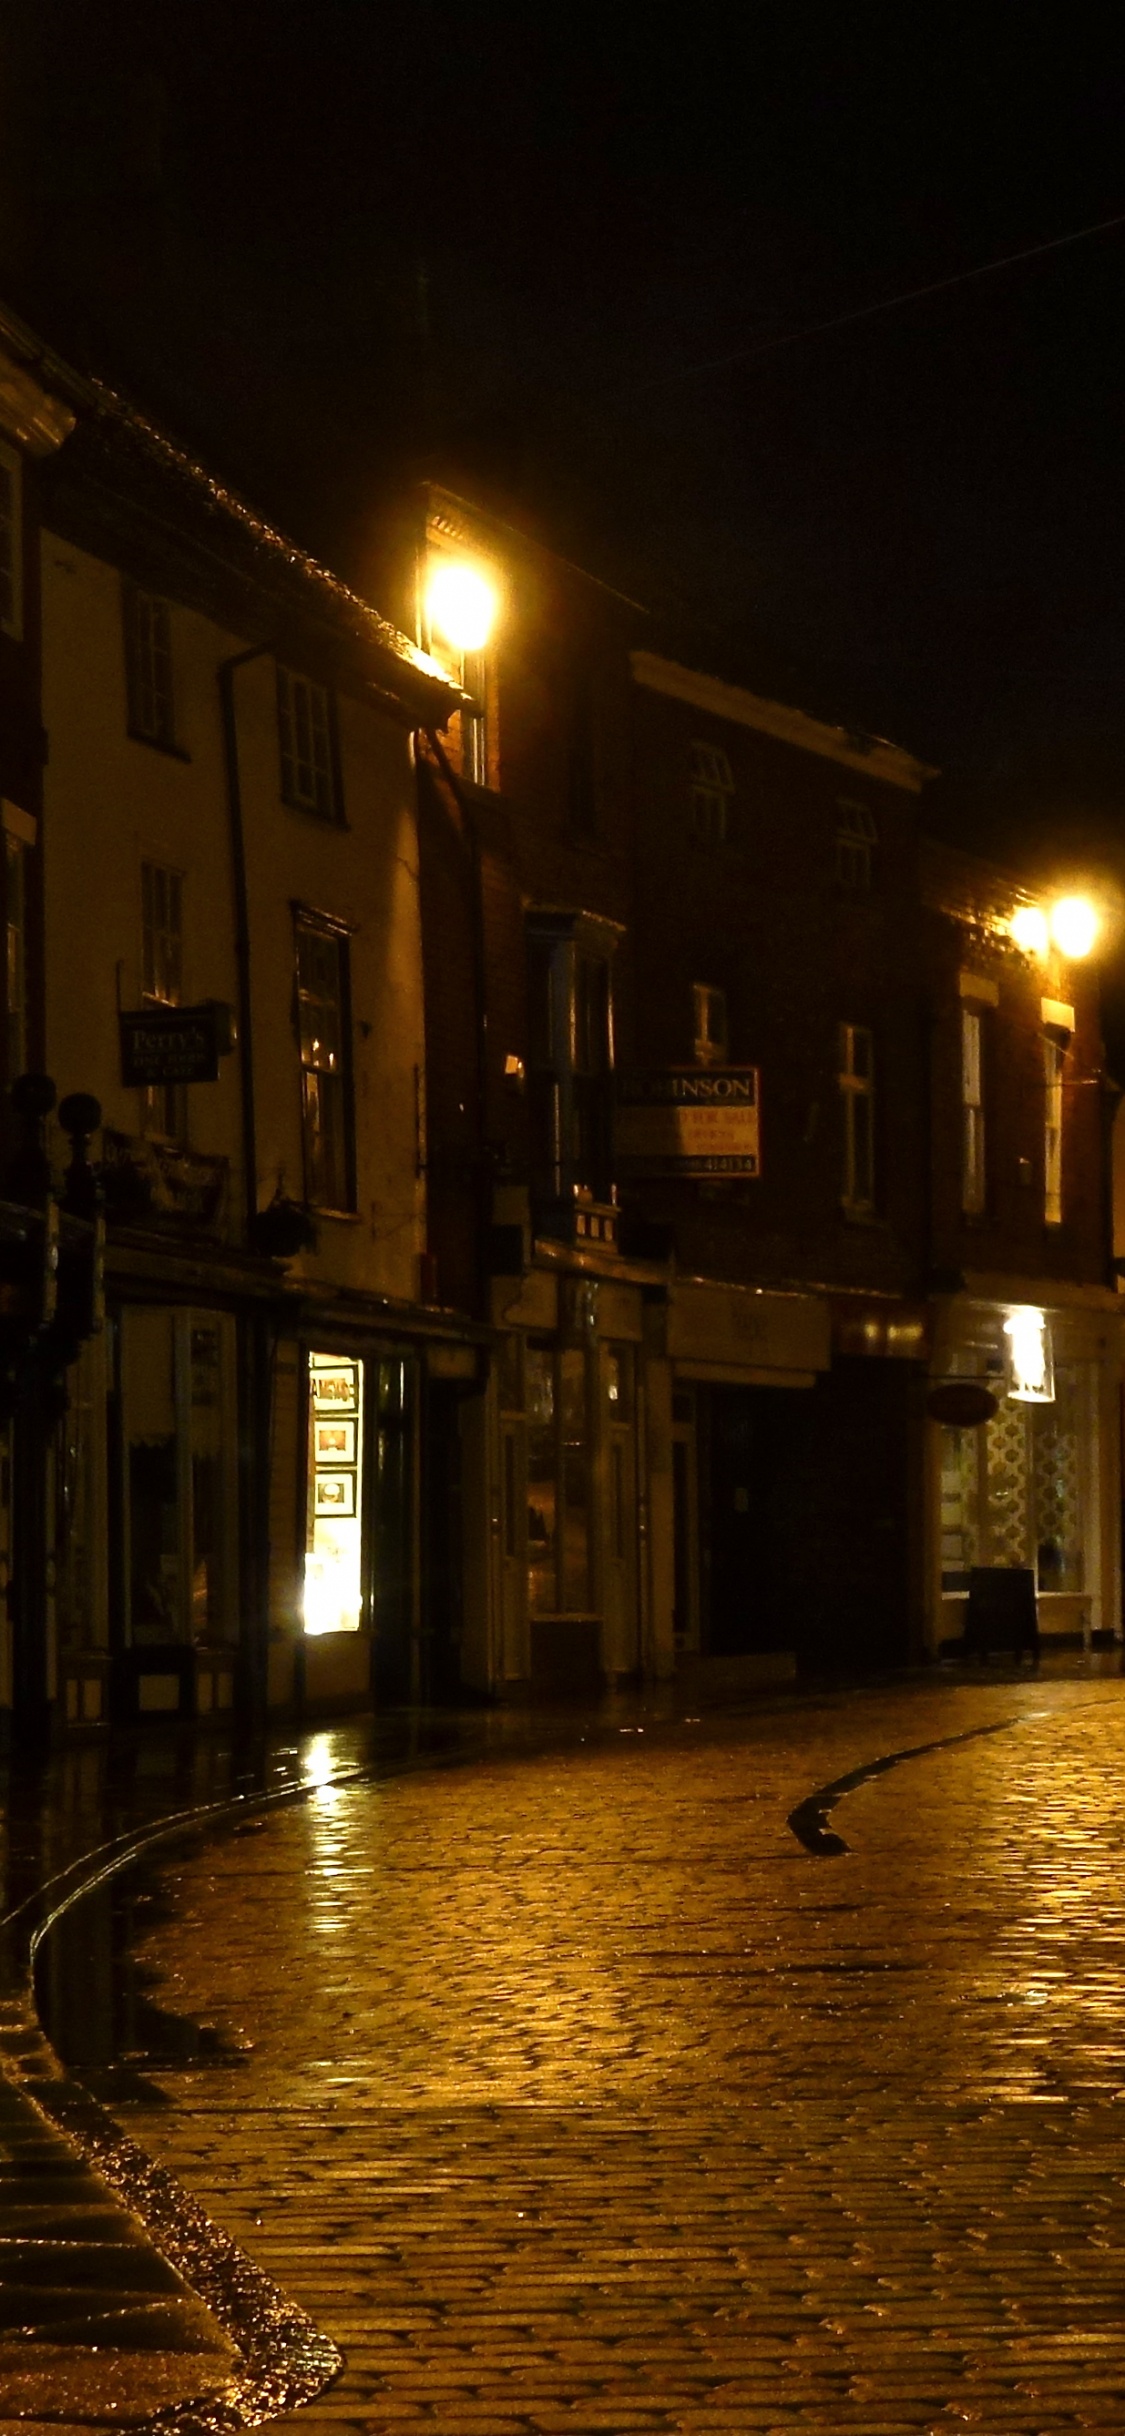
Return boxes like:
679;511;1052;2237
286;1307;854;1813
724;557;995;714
615;1067;760;1176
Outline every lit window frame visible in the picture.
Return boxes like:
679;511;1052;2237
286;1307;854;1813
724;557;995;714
692;981;728;1068
140;858;186;1141
960;1002;986;1216
294;908;355;1213
839;1021;875;1214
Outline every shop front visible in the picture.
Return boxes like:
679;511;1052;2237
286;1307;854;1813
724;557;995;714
930;1284;1122;1651
487;1263;657;1697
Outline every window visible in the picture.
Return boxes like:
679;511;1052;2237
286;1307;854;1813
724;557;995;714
688;740;734;847
525;1340;590;1614
6;834;27;1079
461;647;488;788
1044;1034;1065;1226
961;1004;986;1215
527;918;615;1204
305;1351;365;1634
836;798;877;888
0;445;22;640
693;982;728;1068
277;667;342;821
839;1022;875;1211
940;1364;1086;1595
123;583;175;747
141;860;184;1138
295;916;353;1210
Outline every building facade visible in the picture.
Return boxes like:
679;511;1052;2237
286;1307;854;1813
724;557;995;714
0;305;477;1743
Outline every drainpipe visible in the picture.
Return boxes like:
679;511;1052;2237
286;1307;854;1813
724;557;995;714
218;644;271;1246
218;644;273;1732
421;725;492;1317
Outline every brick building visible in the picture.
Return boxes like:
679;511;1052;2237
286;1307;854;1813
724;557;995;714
401;494;1121;1694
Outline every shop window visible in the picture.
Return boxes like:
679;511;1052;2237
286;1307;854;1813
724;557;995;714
1044;1034;1065;1225
961;1004;986;1215
527;917;616;1204
277;666;343;821
939;1364;1086;1594
839;1022;875;1212
304;1351;365;1635
836;799;877;889
0;444;22;640
6;831;27;1079
526;1340;591;1614
123;582;175;748
295;915;354;1211
688;740;733;847
140;860;185;1140
121;1306;237;1646
693;982;728;1067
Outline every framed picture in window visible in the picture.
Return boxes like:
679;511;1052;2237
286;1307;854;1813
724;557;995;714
314;1471;356;1516
315;1419;355;1465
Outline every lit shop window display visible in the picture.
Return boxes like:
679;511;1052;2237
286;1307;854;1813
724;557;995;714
304;1352;365;1634
939;1360;1086;1596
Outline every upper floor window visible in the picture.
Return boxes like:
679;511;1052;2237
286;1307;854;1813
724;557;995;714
961;1003;986;1215
693;983;728;1067
527;917;615;1205
839;1021;875;1213
836;798;878;889
123;583;175;747
277;667;343;822
141;859;185;1138
295;914;354;1211
688;740;734;847
0;445;22;641
1044;1034;1065;1227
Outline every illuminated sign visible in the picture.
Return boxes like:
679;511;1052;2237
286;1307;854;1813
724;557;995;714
616;1068;760;1176
1004;1307;1054;1403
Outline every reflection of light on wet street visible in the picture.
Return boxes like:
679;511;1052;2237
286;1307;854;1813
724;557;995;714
100;1677;1125;2432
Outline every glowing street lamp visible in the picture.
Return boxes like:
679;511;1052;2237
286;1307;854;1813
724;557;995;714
425;558;498;655
1048;894;1099;959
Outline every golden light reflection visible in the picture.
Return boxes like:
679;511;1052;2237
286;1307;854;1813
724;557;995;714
1009;904;1049;956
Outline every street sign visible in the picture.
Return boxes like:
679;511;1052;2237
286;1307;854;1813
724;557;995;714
616;1068;760;1175
119;1004;221;1086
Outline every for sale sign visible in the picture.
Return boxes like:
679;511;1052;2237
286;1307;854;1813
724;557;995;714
615;1068;760;1176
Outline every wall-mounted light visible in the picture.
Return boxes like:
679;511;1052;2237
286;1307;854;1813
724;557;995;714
425;558;498;654
1004;1306;1054;1403
1048;894;1099;959
1010;894;1100;961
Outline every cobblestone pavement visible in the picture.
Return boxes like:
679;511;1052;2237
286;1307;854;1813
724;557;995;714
49;1668;1125;2436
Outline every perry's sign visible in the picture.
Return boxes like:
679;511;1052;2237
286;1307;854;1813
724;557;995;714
119;1004;222;1087
615;1068;760;1175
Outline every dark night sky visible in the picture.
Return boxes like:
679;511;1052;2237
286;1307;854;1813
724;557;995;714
4;3;1125;865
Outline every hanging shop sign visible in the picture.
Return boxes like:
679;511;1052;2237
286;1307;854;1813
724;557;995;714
926;1379;998;1427
615;1068;760;1176
119;1002;223;1087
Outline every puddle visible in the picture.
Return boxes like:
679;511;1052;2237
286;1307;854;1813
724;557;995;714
34;1839;251;2103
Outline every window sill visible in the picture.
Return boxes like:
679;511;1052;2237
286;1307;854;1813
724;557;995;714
309;1206;360;1224
280;795;349;831
127;727;191;764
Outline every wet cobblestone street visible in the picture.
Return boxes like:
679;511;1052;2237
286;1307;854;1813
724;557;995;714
49;1673;1125;2431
